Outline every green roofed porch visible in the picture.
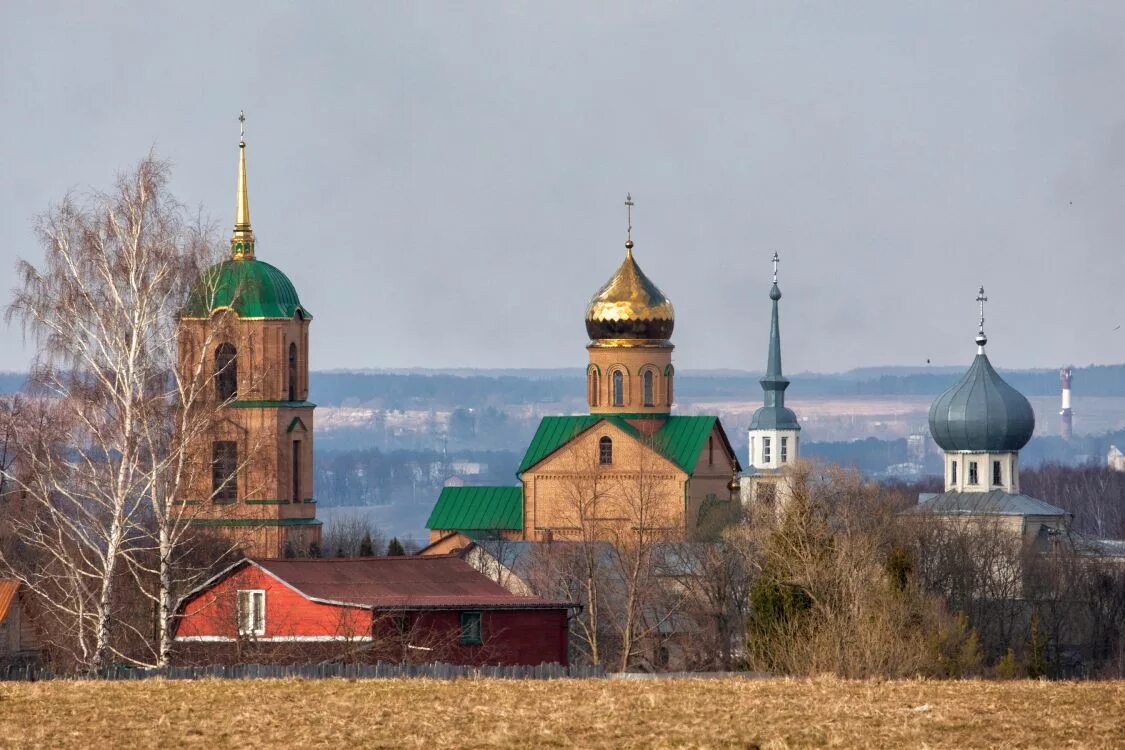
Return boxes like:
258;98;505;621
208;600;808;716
426;486;524;542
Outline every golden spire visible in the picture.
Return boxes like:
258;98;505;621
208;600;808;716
231;110;255;260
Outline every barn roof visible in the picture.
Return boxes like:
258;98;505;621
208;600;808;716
236;555;571;610
0;580;18;624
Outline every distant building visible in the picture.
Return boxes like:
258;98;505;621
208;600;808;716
741;254;800;513
173;556;572;666
178;118;320;557
425;198;741;544
1060;367;1073;440
1108;445;1125;472
914;287;1070;541
906;433;928;463
0;580;44;667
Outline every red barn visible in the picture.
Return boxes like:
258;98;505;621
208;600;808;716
174;555;572;666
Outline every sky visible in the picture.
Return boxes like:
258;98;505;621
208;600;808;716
3;1;1125;375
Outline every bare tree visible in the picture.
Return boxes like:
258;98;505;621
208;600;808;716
1;155;237;671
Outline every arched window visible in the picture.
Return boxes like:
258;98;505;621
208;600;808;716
288;342;298;401
642;370;655;407
588;367;600;407
665;365;675;405
612;370;624;407
599;436;613;465
215;343;238;401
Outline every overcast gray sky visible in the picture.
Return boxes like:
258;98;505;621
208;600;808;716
3;2;1125;374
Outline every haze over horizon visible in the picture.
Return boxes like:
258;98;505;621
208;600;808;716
4;2;1125;374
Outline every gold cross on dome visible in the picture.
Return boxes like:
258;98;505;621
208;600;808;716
625;192;634;242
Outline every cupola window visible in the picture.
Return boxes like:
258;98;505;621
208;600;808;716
762;437;772;464
643;370;655;407
665;366;674;404
215;343;238;401
780;437;789;463
968;461;979;486
599;436;613;465
992;460;1002;487
588;368;600;407
950;460;958;485
612;370;624;407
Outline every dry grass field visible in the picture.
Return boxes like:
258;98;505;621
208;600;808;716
1;676;1123;749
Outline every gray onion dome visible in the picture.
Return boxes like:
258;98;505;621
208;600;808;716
928;352;1035;452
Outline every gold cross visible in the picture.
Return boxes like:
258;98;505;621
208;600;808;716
239;110;246;145
625;192;633;242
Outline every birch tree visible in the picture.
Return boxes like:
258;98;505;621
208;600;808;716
2;155;232;671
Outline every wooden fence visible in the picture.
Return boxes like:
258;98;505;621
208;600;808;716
0;661;605;682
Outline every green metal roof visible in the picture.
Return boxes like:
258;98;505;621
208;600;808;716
182;258;311;320
426;486;523;531
518;415;605;474
517;415;739;475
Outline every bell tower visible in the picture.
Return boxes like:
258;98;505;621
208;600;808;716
584;194;676;417
178;113;321;558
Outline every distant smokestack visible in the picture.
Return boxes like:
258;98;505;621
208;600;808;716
1060;367;1073;440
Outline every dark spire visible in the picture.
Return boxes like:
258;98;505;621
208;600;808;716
751;253;800;431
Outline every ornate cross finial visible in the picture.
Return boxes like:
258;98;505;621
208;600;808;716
772;252;779;284
976;285;988;348
625;192;634;245
239;110;246;146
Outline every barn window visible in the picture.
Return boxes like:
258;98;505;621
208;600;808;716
599;436;613;465
212;441;238;502
612;370;624;406
214;343;238;401
642;370;655;406
237;589;265;637
460;611;482;645
288;342;298;401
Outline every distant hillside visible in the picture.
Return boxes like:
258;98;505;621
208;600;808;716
0;365;1118;404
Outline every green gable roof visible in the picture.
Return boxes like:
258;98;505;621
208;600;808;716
426;486;523;531
518;415;740;475
182;258;311;320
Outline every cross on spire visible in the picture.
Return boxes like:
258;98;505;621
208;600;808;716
239;110;246;146
625;192;634;246
772;252;779;284
976;285;988;349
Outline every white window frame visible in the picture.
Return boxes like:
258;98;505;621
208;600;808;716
968;461;979;486
780;436;788;464
762;436;772;464
238;589;266;637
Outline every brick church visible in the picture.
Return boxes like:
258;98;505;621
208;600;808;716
426;197;742;548
178;117;321;557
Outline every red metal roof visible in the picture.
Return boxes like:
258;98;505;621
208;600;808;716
248;555;570;610
0;580;19;624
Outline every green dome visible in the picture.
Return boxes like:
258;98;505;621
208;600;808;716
183;258;310;320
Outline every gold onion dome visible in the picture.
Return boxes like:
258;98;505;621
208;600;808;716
585;240;675;342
